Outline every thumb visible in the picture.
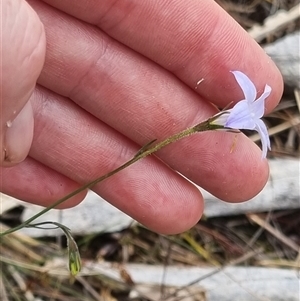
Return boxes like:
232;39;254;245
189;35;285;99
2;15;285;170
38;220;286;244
1;0;46;166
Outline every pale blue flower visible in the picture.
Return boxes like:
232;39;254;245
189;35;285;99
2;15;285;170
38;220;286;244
212;71;272;158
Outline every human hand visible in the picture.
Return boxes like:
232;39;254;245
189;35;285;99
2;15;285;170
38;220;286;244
1;0;283;234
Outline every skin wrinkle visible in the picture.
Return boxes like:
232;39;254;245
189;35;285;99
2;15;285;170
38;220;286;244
158;8;221;78
32;89;91;163
96;0;139;33
68;40;121;106
67;38;111;101
98;0;217;74
31;87;141;179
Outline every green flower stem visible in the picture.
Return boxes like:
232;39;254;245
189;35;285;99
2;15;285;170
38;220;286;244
0;117;218;237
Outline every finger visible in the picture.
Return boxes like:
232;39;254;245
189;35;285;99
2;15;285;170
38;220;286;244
32;2;270;202
42;0;283;112
1;0;46;166
27;86;203;234
0;156;87;209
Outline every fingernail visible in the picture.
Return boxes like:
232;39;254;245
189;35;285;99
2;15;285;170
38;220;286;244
1;101;34;166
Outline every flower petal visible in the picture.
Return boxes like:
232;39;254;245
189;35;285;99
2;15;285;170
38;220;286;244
231;71;257;103
225;100;256;130
251;84;272;118
255;119;271;159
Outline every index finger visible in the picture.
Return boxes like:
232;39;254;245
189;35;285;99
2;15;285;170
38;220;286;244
42;0;283;111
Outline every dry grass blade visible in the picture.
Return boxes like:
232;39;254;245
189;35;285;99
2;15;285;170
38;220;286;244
250;115;300;153
0;273;9;301
7;265;35;301
131;284;207;301
76;276;102;300
257;258;300;268
181;232;220;266
247;213;300;252
182;247;263;287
